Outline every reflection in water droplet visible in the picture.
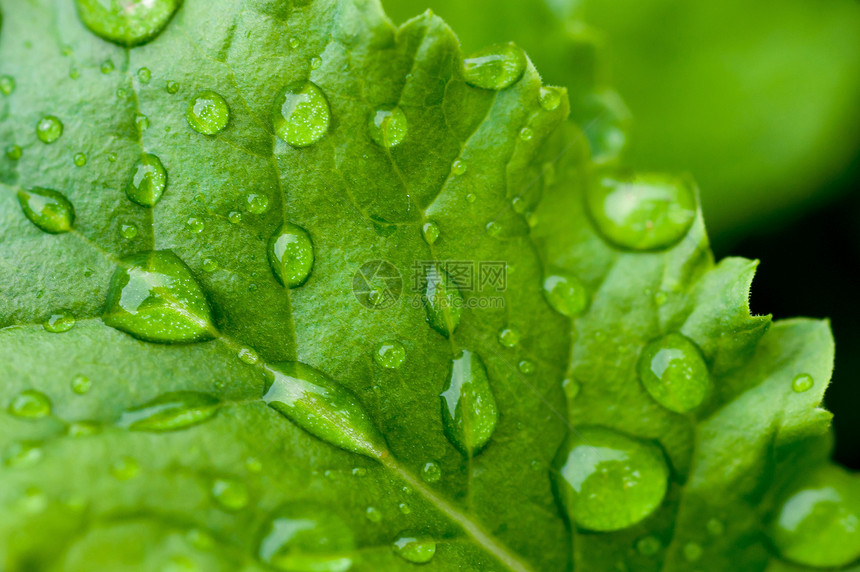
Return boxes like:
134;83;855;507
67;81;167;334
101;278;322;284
273;82;331;147
365;506;382;523
369;107;408;148
100;59;114;74
268;223;313;288
792;373;814;393
120;223;139;240
73;152;88;167
118;391;220;431
75;0;181;46
5;145;22;161
562;378;581;402
518;360;535;374
463;42;526;90
452;160;467;175
441;350;499;456
36;116;63;144
8;390;52;418
374;341;406;369
246;193;269;214
519;127;533;141
166;80;180;94
126;153;167;207
637;333;710;413
211;477;248;511
258;503;355;572
187;91;230;135
0;75;15;95
17;188;75;234
43;310;76;333
137;67;152;83
310;56;322;70
68;420;102;437
423;267;463;337
539;86;562;111
228;211;243;224
421;461;442;483
202;258;218;273
498;327;520;348
185;217;205;233
543;271;589;317
71;375;92;395
422;221;440;245
393;536;437;564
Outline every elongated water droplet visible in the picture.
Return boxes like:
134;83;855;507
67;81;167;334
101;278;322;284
441;350;499;456
423;267;463;337
0;75;15;95
8;390;52;419
17;188;75;234
273;82;330;147
258;504;355;572
374;341;406;369
393;536;436;564
71;374;91;395
102;250;215;343
421;221;440;245
767;465;860;567
421;461;442;483
268;223;314;288
263;362;388;459
118;391;220;431
187;91;230;135
463;42;526;90
586;172;697;251
36;116;63;144
637;333;710;413
553;426;669;531
75;0;181;46
543;271;589;317
126;153;167;207
211;477;248;511
310;56;322;69
369;107;408;148
498;326;520;348
792;373;814;393
44;310;76;333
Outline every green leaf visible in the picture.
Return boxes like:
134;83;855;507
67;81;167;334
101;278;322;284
0;1;853;572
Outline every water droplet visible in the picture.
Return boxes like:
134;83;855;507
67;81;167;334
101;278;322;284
452;160;467;175
201;258;218;273
8;390;51;418
258;504;355;572
519;127;534;141
398;503;412;514
465;192;476;203
422;221;440;245
423;266;463;337
289;37;300;49
185;216;205;233
543;271;589;317
186;90;230;135
635;535;662;556
135;113;149;132
352;467;367;477
421;461;442;483
75;0;181;46
463;42;526;90
0;75;15;95
369;107;408;147
110;456;140;480
137;67;152;83
767;466;860;567
518;360;535;374
36;115;63;144
553;426;669;531
374;341;406;369
539;86;562;111
69;67;81;79
68;420;102;437
227;211;243;224
102;250;216;343
211;477;248;511
683;543;702;562
637;333;710;413
310;56;322;69
273;81;330;147
120;223;139;240
562;378;581;402
498;327;520;348
108;152;118;162
586;172;697;251
166;80;180;94
245;193;269;214
393;536;437;564
511;196;526;214
5;144;22;160
485;220;503;237
100;59;115;74
73;152;88;167
126;153;167;207
365;506;382;523
118;391;220;431
238;347;259;365
116;87;128;99
263;362;388;459
17;188;75;234
5;441;43;468
441;350;499;456
792;373;814;393
43;310;76;333
71;374;91;395
706;518;725;536
268;223;313;288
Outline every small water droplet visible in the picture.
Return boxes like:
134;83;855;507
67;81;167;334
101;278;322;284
186;90;230;135
71;374;91;395
211;477;248;511
135;113;150;132
352;467;367;477
441;350;499;456
166;80;180;94
519;126;534;141
245;193;269;214
137;67;152;83
792;373;814;393
273;81;331;147
365;506;382;523
421;461;442;483
126;153;167;207
422;221;440;245
0;75;15;95
310;56;322;69
498;327;520;348
120;222;139;240
263;362;388;459
511;196;526;213
227;211;243;224
465;192;476;203
374;341;406;369
118;391;220;431
289;37;300;49
452;160;467;175
543;271;589;317
110;456;140;480
398;502;412;515
268;223;313;288
635;535;662;556
102;250;216;343
36;115;63;144
100;59;115;74
116;87;128;99
69;67;81;79
485;220;503;236
393;536;437;564
463;42;526;90
562;378;581;402
258;504;355;572
369;107;408;147
17;188;75;234
423;266;463;337
238;347;259;365
5;144;22;161
43;310;76;333
706;518;725;536
539;86;562;111
8;390;51;418
68;420;102;437
4;441;43;468
553;426;669;531
638;333;710;413
683;543;702;562
654;291;668;306
185;216;205;233
73;152;88;167
75;0;181;46
518;360;535;374
201;258;218;273
108;152;118;162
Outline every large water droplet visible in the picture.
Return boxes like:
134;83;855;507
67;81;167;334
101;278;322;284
263;362;388;459
586;172;697;251
543;271;589;317
36;116;63;144
8;390;52;419
258;504;355;572
273;82;330;147
767;466;860;567
369;107;408;148
441;350;499;456
118;391;220;431
553;426;669;531
423;266;463;337
17;188;75;234
102;250;216;343
246;193;269;214
268;223;314;288
792;373;814;393
75;0;181;46
126;153;167;207
463;42;526;90
186;91;230;135
374;341;406;369
0;75;15;95
211;477;248;511
637;333;710;413
539;86;563;111
393;536;437;564
43;310;76;333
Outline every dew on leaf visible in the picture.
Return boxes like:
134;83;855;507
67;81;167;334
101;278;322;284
369;107;408;148
423;266;463;337
352;467;366;477
288;37;300;49
421;221;440;245
185;217;205;233
553;426;669;531
126;153;167;207
102;250;216;344
273;81;330;147
365;506;382;523
485;220;503;237
374;341;406;369
498;326;520;348
263;362;388;459
110;456;140;480
36;115;63;144
17;188;75;234
68;420;102;437
108;152;118;162
706;518;725;536
519;127;534;141
238;347;259;365
8;390;51;419
227;211;243;224
120;223;139;240
463;42;526;90
5;144;22;160
452;160;467;175
75;0;181;46
637;333;710;413
246;193;269;214
71;374;91;395
43;310;76;333
116;87;128;99
586;172;697;251
683;543;702;562
73;152;87;167
0;75;15;95
792;373;814;393
421;461;442;483
511;196;526;213
562;378;581;402
465;192;476;203
211;477;248;511
202;258;218;273
137;67;151;83
258;504;355;572
118;391;220;432
441;350;499;456
310;56;322;69
393;536;437;564
186;91;230;135
100;59;114;74
635;535;662;556
5;441;43;468
518;359;535;374
543;271;589;317
539;86;562;111
268;223;313;288
166;80;180;94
